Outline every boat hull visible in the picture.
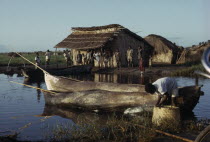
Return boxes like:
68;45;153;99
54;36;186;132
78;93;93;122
43;86;203;112
44;73;145;92
21;65;92;79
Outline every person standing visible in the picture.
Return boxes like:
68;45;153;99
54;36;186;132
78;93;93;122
145;77;179;107
93;51;101;67
126;46;133;67
77;51;82;65
114;49;121;69
63;50;71;67
138;47;145;74
35;52;41;69
149;55;153;69
45;50;51;67
86;50;91;64
103;52;110;68
82;53;87;65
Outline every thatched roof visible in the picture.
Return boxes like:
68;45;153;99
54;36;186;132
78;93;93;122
55;24;148;50
72;24;124;31
144;34;180;54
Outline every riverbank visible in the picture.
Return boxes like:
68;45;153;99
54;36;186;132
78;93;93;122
0;64;190;76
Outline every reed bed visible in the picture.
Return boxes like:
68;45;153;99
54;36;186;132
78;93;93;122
45;112;206;142
171;64;205;77
0;52;66;66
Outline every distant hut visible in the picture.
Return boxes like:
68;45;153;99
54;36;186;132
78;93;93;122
55;24;153;67
144;34;181;64
177;42;210;64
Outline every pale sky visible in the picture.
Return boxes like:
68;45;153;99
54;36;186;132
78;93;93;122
0;0;210;52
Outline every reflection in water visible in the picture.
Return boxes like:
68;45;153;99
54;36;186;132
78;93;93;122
23;77;43;103
195;75;199;86
1;73;209;141
42;105;110;126
68;73;157;85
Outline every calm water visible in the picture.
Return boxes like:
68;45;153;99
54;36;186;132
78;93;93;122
0;73;210;141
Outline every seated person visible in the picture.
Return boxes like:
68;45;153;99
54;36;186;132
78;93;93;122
145;77;178;107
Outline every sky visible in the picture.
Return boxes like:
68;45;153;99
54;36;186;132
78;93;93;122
0;0;210;52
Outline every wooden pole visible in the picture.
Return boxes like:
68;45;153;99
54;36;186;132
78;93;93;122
10;81;56;94
16;52;82;82
55;48;58;69
133;123;193;142
194;70;210;79
15;52;49;74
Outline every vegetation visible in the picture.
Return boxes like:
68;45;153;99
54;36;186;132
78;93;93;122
171;63;206;77
0;112;208;142
44;113;205;142
0;52;67;66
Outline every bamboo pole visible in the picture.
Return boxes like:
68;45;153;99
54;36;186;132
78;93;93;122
55;48;58;69
15;52;49;74
10;81;56;94
15;52;82;82
134;123;193;142
194;70;210;79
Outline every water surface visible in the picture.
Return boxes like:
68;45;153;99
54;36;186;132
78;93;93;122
0;73;210;141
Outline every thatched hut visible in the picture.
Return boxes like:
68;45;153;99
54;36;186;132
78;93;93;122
55;24;153;67
144;34;181;64
177;42;210;64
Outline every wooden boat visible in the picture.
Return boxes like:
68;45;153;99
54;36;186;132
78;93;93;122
21;65;92;78
43;85;203;112
21;68;43;78
44;73;145;92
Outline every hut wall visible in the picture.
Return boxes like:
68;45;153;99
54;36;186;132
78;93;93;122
70;30;152;68
110;31;151;67
94;73;118;83
72;49;88;65
185;50;203;63
152;50;173;64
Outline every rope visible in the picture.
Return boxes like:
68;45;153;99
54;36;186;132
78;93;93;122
9;81;56;94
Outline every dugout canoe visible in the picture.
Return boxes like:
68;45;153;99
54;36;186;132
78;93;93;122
45;73;145;92
44;73;145;92
21;65;92;79
21;68;43;78
43;85;203;112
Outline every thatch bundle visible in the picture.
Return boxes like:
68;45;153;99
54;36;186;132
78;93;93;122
178;43;210;64
144;34;181;64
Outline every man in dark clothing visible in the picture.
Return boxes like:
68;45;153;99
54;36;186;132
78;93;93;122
77;51;82;65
